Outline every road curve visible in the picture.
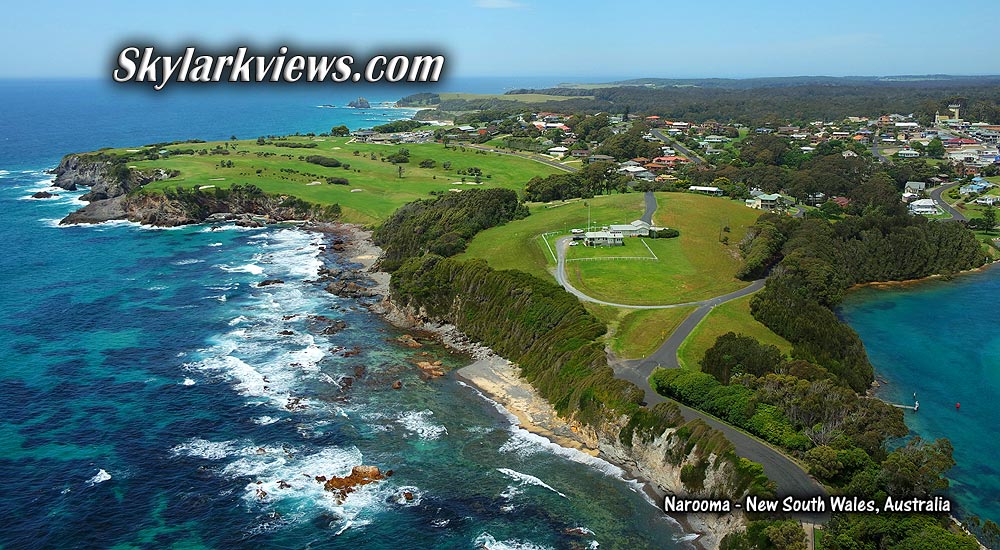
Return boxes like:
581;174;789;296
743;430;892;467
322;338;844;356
552;194;826;502
929;182;967;222
555;236;763;310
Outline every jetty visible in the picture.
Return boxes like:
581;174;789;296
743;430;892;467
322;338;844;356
890;399;919;412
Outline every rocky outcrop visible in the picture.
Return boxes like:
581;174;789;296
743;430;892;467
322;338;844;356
31;191;58;199
347;97;370;109
59;184;341;227
320;465;390;504
51;154;172;199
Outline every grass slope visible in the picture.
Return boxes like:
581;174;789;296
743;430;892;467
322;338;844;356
677;294;792;370
611;308;696;360
456;193;646;280
116;137;558;224
566;192;761;305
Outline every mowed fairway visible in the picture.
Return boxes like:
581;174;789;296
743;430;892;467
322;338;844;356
566;193;761;305
456;193;646;280
125;136;559;224
677;294;792;370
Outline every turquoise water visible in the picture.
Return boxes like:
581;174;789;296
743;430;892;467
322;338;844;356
0;80;686;548
839;268;1000;525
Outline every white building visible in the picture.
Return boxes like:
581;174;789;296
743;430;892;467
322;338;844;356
908;198;938;215
584;230;624;247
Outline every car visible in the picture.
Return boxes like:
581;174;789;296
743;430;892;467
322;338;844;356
570;228;584;234
569;241;579;246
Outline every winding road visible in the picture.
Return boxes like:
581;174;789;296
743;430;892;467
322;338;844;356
553;192;827;503
929;182;967;222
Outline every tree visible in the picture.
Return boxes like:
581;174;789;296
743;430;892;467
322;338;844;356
330;125;350;136
926;137;945;159
397;165;404;179
701;332;784;384
880;437;955;498
982;205;996;232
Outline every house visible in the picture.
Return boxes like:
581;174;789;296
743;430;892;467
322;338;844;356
688;186;724;196
831;196;851;209
908;198;938;215
588;154;615;163
571;149;590;158
975;195;1000;206
547;146;569;158
748;193;782;211
960;182;991;195
584;230;624;247
904;181;927;193
897;149;921;158
805;192;827;206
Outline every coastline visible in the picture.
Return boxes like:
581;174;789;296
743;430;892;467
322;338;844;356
324;222;722;549
848;258;999;291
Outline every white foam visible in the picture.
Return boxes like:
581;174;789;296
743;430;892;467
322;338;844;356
396;410;447;440
86;469;112;486
497;468;566;498
253;416;280;426
473;532;552;550
182;378;196;386
172;258;205;265
209;242;223;247
219;263;265;276
172;438;239;460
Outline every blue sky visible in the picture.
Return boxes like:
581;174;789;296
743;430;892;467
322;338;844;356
2;0;997;80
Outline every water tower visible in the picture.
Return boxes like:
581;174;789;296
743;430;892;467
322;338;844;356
948;104;961;120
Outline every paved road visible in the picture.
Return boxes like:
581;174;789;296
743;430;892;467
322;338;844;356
929;182;967;222
553;193;827;503
650;129;705;165
465;144;578;173
870;144;892;164
640;190;657;224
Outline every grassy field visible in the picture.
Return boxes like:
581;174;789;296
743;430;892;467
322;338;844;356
456;193;646;280
677;294;792;370
610;308;696;360
564;193;762;305
566;238;657;260
438;92;593;103
114;136;559;224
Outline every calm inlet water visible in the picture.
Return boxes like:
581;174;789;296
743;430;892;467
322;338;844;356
840;269;1000;526
0;80;685;548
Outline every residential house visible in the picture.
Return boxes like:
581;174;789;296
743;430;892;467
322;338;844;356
975;195;1000;206
688;185;724;196
908;198;938;215
897;149;921;158
748;193;782;211
904;181;927;193
547;146;569;158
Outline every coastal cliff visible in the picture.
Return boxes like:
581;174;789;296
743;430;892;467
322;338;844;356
52;154;340;226
375;255;775;548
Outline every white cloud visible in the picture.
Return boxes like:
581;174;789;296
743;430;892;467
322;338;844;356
475;0;523;8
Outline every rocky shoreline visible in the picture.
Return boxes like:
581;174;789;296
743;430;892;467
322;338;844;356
317;223;736;550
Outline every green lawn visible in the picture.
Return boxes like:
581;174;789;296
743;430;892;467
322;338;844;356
677;294;792;370
566;238;657;260
119;137;559;224
565;193;761;305
611;308;696;360
456;193;646;280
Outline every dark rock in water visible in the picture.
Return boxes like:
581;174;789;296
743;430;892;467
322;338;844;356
277;330;294;336
347;97;370;109
325;280;378;298
340;376;354;389
31;191;58;199
342;347;361;357
277;480;291;490
258;279;284;287
354;366;366;378
321;320;347;335
60;196;128;225
321;465;385;504
403;491;414;501
392;380;403;390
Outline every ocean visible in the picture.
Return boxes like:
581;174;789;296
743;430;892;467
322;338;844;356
839;269;1000;527
0;79;686;549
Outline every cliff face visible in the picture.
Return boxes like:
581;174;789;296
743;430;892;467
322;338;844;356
52;154;340;227
382;299;749;549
